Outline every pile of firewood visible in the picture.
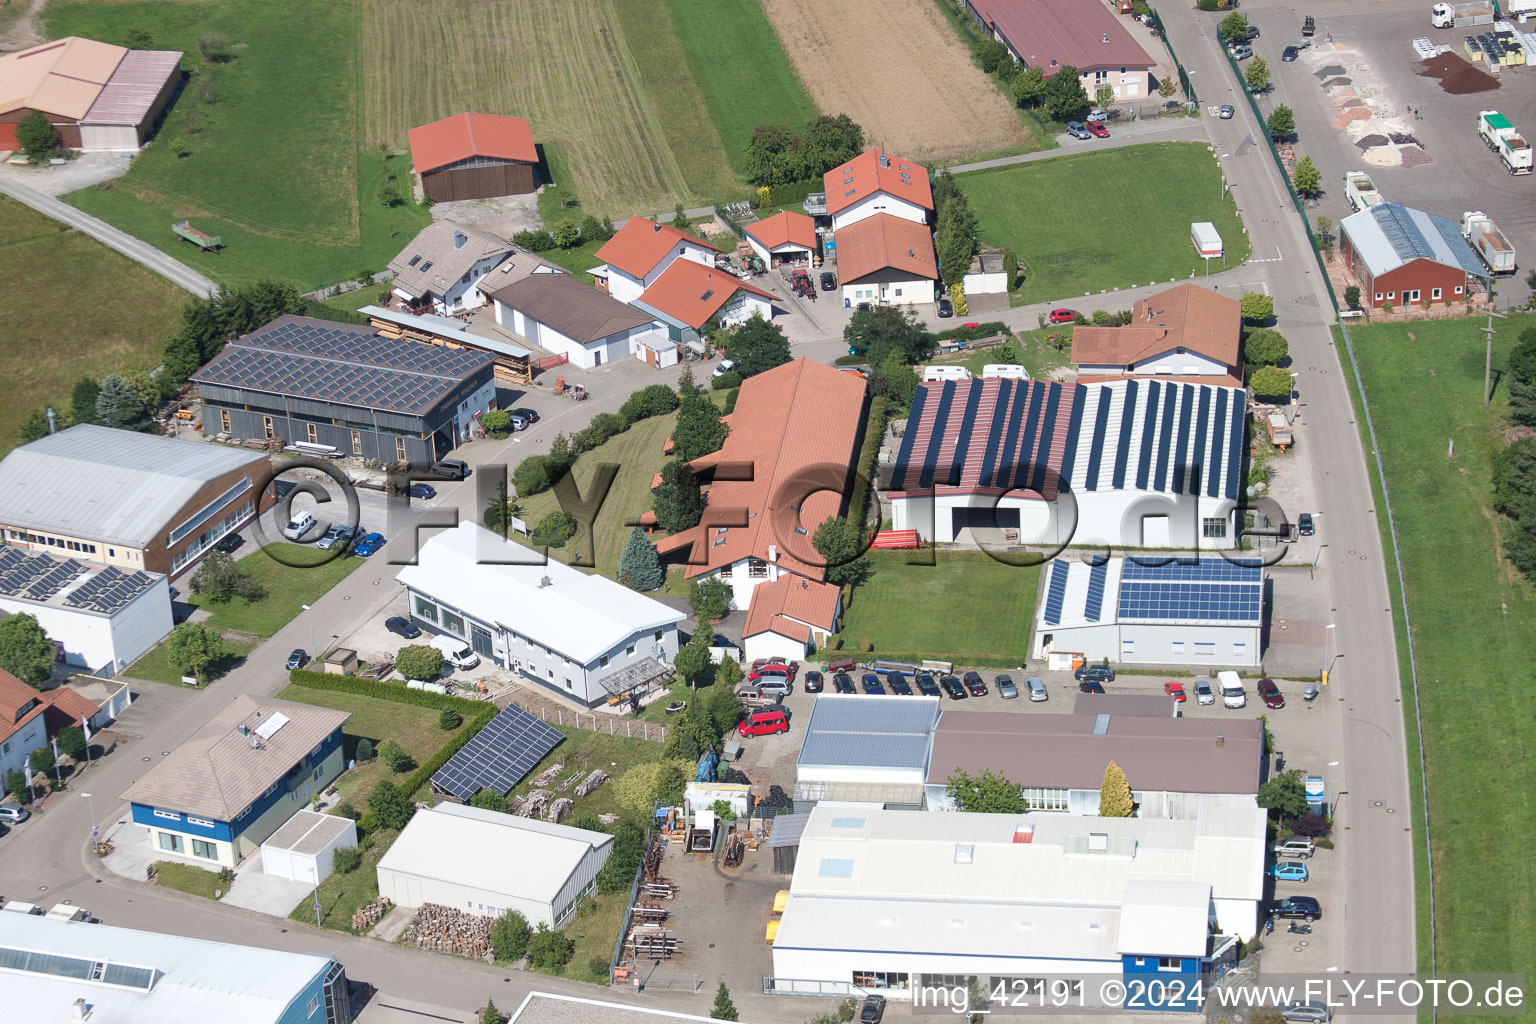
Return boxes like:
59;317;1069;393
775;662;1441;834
546;797;573;823
575;770;608;797
351;896;393;932
405;903;492;959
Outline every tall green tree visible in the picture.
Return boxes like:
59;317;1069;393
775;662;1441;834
1098;761;1134;816
490;911;532;961
672;380;728;462
70;377;102;426
367;778;412;830
673;629;715;691
95;374;149;431
702;678;744;738
1504;326;1536;424
870;354;919;409
164;622;224;683
1245;57;1271;93
1249;365;1293;399
1218;11;1250;41
189;550;265;602
619;526;665;590
812;516;873;587
946;769;1027;813
57;726;87;761
801;113;864;174
1042;65;1090;121
1267;105;1296;141
16;111;59;163
0;614;56;688
845;305;931;367
652;459;705;533
1244;328;1289;368
1292;155;1322;198
974;38;1009;74
1257;768;1309;820
728;313;791;377
711;982;740;1021
688;577;733;623
1009;66;1046;109
1240;292;1275;323
396;645;444;682
17;411;50;444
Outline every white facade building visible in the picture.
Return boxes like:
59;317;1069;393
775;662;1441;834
593;217;720;305
0;549;172;675
794;696;940;808
824;150;934;232
486;272;666;370
387;221;516;315
260;810;358;886
398;522;685;707
376;803;613;927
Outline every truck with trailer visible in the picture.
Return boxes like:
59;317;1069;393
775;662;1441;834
1477;110;1533;173
1461;212;1517;275
1431;1;1495;28
1343;171;1384;212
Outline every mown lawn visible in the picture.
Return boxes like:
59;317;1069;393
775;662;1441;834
125;639;254;687
959;143;1249;306
1338;314;1536;978
153;860;225;899
832;550;1040;663
181;544;369;637
0;197;187;450
944;327;1073;381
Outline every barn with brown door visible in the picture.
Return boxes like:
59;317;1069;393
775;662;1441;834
0;37;182;152
408;112;538;202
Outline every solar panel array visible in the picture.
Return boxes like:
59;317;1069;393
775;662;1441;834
1042;559;1070;626
63;565;157;614
1118;582;1261;622
1120;558;1262;583
0;548;86;603
1083;561;1108;622
432;703;564;801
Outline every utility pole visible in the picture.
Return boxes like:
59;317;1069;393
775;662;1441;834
1484;280;1495;405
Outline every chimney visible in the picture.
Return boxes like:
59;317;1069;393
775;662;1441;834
46;408;57;434
71;999;91;1024
454;230;467;250
237;724;250;737
1013;824;1035;844
539;575;553;588
653;221;661;232
1051;58;1058;67
1103;32;1110;43
1215;734;1225;748
768;544;779;563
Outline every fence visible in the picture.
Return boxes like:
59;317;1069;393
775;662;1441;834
608;820;651;981
304;269;393;302
505;700;667;743
1149;8;1197;105
763;977;867;998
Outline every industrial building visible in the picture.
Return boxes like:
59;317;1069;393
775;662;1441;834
0;547;171;675
0;37;182;152
509;992;755;1024
408;112;538;202
793;696;940;808
926;707;1264;818
1033;557;1265;667
0;913;350;1024
886;377;1247;548
1339;202;1490;309
376;803;613;927
122;694;349;868
397;522;685;707
963;0;1155;101
194;315;496;466
0;424;270;579
771;805;1266;1004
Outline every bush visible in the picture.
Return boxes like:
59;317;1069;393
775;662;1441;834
355;738;374;762
1249;365;1292;399
596;822;646;893
1344;285;1361;310
332;845;362;873
711;371;742;390
1091;309;1113;326
490;910;533;961
512;229;556;252
438;708;463;731
1287;811;1332;838
619;383;680;423
1197;0;1219;9
526;924;575;970
335;801;359;820
396;645;444;682
379;739;413;774
5;769;28;804
368;779;412;831
531;510;578;548
481;410;511;438
574;411;626;453
513;456;553;496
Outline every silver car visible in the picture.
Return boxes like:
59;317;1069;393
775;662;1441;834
1219;104;1235;119
1026;677;1048;702
1281;1003;1332;1023
0;803;30;823
1194;679;1216;705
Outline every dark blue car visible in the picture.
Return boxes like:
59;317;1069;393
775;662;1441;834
860;672;886;695
887;673;913;695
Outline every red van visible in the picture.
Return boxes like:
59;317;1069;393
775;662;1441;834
738;706;790;738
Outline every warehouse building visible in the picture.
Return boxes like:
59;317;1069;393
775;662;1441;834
926;707;1263;818
0;547;171;675
886;377;1247;548
0;913;350;1024
965;0;1155;101
397;522;685;707
510;993;760;1024
794;696;940;808
0;424;270;579
408;112;539;202
0;37;182;152
194;315;495;465
1339;201;1489;310
771;805;1266;1004
1033;556;1265;667
377;803;613;927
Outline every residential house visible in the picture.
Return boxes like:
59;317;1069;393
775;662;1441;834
823;148;934;232
0;669;50;782
0;36;181;152
387;220;514;315
592;217;723;305
1339;202;1490;309
741;573;844;663
743;210;818;267
833;214;937;308
966;0;1156;101
1071;284;1244;386
485;272;670;370
408;112;538;202
630;259;777;347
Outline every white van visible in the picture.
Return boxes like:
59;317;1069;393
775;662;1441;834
282;509;318;540
982;364;1030;380
429;634;479;670
1216;670;1246;709
922;365;973;382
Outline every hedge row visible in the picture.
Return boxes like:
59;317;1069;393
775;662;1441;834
287;669;489;716
400;704;499;798
931;320;1009;343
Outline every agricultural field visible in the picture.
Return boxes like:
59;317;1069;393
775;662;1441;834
0;197;187;449
760;0;1031;162
959;143;1249;306
1339;314;1536;982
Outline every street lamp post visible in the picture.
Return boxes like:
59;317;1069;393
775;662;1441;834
301;603;316;658
82;791;96;840
1322;623;1336;685
1289;372;1299;422
1311;513;1324;565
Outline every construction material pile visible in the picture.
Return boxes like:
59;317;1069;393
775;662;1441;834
1416;52;1499;93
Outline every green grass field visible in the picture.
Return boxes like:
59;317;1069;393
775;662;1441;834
125;639;254;687
959;143;1249;306
833;550;1040;663
0;197;188;449
153;860;225;899
180;544;368;637
1340;314;1536;980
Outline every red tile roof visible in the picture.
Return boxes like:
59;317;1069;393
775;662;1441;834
745;210;816;251
408;113;537;174
653;359;867;581
43;686;100;736
833;214;937;284
976;0;1155;75
637;259;775;332
823;148;934;217
743;574;841;637
1070;284;1241;370
596;217;723;280
1075;372;1245;389
0;669;45;745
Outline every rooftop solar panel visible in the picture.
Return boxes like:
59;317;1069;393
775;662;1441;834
432;704;564;800
1119;558;1261;582
1042;560;1070;626
1083;561;1108;622
1117;581;1262;623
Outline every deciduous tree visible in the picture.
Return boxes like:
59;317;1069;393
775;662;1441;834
189;550;265;603
1292;155;1322;198
1244;328;1289;367
1266;105;1296;141
164;622;225;683
688;577;732;623
870;354;919;409
1098;761;1134;816
974;38;1009;74
1504;326;1536;424
552;219;580;248
729;313;791;377
1042;65;1089;121
1009;66;1046;109
845;305;931;367
1257;768;1309;820
16;111;59;163
368;779;411;830
1157;77;1178;99
946;769;1027;813
396;645;444;682
57;726;87;761
1249;365;1293;399
1245;58;1271;93
673;630;715;691
1218;11;1250;42
812;517;873;588
490;911;532;962
526;925;575;970
379;740;413;774
1240;292;1275;324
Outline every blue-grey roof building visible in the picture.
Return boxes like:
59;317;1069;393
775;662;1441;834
0;912;350;1024
1340;202;1489;310
794;695;941;808
193;315;496;466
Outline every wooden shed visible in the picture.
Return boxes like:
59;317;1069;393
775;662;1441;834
408;112;538;202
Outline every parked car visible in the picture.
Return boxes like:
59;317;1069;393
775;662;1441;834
820;271;836;291
750;659;798;682
914;672;942;697
996;674;1018;699
739;707;790;738
1219;104;1236;119
214;533;244;554
1258;677;1286;709
385;616;421;639
860;672;886;695
1087;107;1110;122
833;673;856;694
860;995;886;1024
1075;664;1116;683
1085;120;1109;138
1194;678;1215;705
1047;308;1079;325
758;676;793;698
0;803;32;823
432;458;470;480
316;524;358;551
354;532;385;557
1026;677;1048;702
1065;121;1092;140
1078;679;1105;694
1273;837;1316;860
1282;45;1299;61
962;671;989;697
1280;1003;1332;1023
937;297;954;318
283;509;318;541
1297;512;1315;536
714;358;737;378
1271;861;1310;882
508;410;537;431
285;649;308;671
940;675;967;699
1164;681;1187;703
1269;896;1322;921
803;670;824;693
1231;44;1254;60
408;483;436;500
1237;25;1260;41
887;672;913;695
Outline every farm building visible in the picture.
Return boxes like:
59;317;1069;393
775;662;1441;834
1071;284;1243;386
376;804;613;928
0;424;270;579
0;546;171;675
1033;556;1264;667
122;694;349;869
193;315;496;465
1339;202;1489;309
397;522;685;707
485;271;669;370
630;259;777;346
744;210;817;267
592;217;723;305
259;810;358;886
793;696;941;809
885;377;1247;548
771;804;1267;1002
823;149;934;232
387;220;516;315
927;705;1263;818
408;112;538;202
833;213;938;308
0;914;351;1024
654;360;866;642
741;572;843;663
965;0;1155;101
0;37;182;152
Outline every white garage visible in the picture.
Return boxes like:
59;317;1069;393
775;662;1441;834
260;810;358;886
376;803;613;928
